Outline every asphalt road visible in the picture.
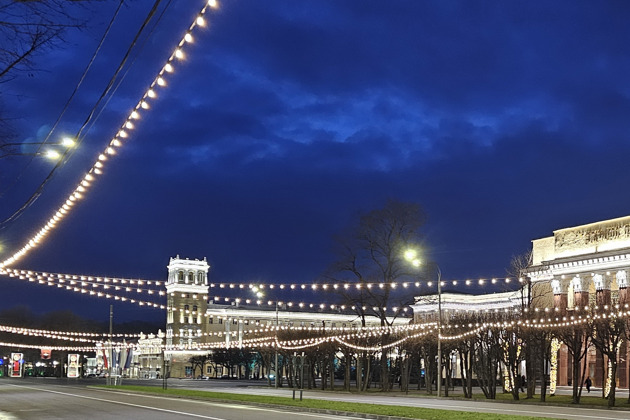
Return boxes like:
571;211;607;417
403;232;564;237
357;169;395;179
3;377;630;420
163;378;630;420
0;378;365;420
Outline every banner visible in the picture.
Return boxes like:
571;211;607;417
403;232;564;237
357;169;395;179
102;348;108;369
124;347;133;369
67;354;80;378
41;349;52;360
10;353;22;378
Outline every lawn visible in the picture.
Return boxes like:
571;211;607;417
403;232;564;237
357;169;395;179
101;385;557;420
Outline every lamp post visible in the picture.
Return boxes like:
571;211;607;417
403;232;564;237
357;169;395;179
404;249;442;397
253;286;279;388
275;301;279;389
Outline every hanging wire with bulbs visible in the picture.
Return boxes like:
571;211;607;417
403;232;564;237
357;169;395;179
0;0;219;270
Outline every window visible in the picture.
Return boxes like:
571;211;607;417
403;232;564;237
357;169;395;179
184;304;189;311
209;317;214;324
218;318;223;324
178;271;184;281
184;316;189;324
193;305;197;312
188;272;194;283
232;319;238;325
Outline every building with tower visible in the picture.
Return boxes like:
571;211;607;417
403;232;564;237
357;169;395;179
164;256;211;377
163;255;411;378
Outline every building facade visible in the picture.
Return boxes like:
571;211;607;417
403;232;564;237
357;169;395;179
528;214;630;389
164;256;411;378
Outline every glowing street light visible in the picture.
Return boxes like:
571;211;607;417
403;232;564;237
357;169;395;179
61;137;75;148
405;248;443;397
0;137;76;160
45;150;61;160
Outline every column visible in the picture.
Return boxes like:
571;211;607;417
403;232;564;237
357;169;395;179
592;273;612;389
617;270;628;388
593;273;612;307
617;270;628;305
551;277;571;311
571;276;591;309
552;277;571;386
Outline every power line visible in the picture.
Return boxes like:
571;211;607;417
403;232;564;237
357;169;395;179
0;0;164;230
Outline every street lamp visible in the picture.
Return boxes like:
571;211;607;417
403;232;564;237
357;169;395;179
404;249;442;397
252;286;279;388
0;137;75;159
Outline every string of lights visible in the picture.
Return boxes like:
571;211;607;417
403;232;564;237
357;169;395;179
0;269;167;309
233;321;438;337
1;267;163;290
206;294;411;313
0;0;219;270
6;265;629;332
0;324;140;339
210;277;524;291
6;266;628;318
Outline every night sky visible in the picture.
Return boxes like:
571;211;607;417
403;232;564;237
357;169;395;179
2;0;630;324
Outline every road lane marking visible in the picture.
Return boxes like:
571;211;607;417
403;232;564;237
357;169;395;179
7;385;227;420
10;384;628;420
8;385;364;420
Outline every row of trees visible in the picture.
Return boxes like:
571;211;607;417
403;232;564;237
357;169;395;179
189;307;629;408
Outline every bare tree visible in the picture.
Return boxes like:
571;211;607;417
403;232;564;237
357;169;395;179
507;250;553;399
590;312;625;407
188;354;210;378
327;199;426;391
473;324;501;399
0;1;95;82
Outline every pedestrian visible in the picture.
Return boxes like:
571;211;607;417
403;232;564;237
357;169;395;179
585;376;592;393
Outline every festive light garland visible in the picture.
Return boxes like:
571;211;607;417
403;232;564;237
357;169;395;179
7;265;627;317
604;339;623;398
549;338;561;395
7;264;630;335
0;268;167;309
210;277;524;291
0;341;100;352
0;0;219;269
236;321;437;336
1;267;163;289
1;268;164;296
206;294;411;313
0;324;140;339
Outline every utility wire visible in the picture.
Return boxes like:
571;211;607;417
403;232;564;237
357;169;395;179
0;0;126;201
0;0;164;230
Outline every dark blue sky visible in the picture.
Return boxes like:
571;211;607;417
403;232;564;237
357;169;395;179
2;0;630;323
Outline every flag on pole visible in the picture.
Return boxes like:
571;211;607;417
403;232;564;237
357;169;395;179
102;348;108;369
124;347;133;369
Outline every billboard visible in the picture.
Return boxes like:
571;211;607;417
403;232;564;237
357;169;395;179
10;353;23;378
67;354;80;378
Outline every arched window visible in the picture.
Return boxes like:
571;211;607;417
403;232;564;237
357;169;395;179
178;271;184;282
198;272;205;284
188;272;194;283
